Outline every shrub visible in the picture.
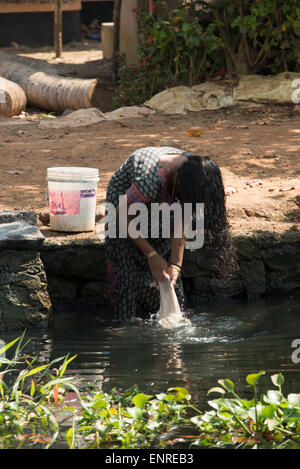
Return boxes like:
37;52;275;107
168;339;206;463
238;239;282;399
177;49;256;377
114;0;300;107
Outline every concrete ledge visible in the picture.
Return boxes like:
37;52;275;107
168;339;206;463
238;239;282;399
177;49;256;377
0;221;44;251
0;210;39;227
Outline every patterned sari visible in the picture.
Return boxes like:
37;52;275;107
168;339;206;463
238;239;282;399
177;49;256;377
104;147;189;320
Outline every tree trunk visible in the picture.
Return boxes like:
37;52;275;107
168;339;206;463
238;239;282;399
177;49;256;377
112;0;122;81
0;76;27;117
0;51;104;112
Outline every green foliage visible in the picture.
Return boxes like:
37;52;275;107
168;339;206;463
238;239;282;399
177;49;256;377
214;0;300;75
1;336;300;449
114;1;223;107
114;0;300;107
0;333;79;449
192;371;300;449
70;385;193;449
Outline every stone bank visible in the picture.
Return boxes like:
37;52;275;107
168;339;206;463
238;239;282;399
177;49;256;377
0;210;299;331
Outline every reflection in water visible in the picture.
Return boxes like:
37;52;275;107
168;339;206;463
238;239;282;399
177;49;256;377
2;296;300;407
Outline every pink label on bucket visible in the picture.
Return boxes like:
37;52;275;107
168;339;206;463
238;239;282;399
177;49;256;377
49;190;81;215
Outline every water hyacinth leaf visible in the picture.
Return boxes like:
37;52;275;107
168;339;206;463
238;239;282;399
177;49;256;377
95;421;110;434
146;420;160;431
168;387;190;401
92;397;108;410
242;399;254;409
261;404;277;419
132;393;152;409
266;390;282;405
127;406;143;420
190;415;203;426
164;394;176;403
217;411;232;420
231;405;249;419
287;393;300;405
271;373;284;388
207;387;226;395
246;371;265;386
99;408;108;418
249;404;263;422
218;379;235;393
266;418;278;431
156;393;167;401
208;399;223;410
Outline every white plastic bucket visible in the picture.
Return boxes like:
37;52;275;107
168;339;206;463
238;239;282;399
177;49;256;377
47;167;99;232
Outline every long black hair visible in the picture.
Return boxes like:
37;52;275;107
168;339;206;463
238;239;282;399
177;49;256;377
177;155;237;278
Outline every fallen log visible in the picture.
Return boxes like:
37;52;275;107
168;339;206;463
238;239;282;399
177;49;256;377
0;51;104;112
0;76;27;117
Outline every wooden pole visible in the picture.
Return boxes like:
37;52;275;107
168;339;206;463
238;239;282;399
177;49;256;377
54;0;63;58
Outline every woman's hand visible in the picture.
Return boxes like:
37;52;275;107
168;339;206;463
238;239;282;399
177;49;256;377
147;254;168;284
167;265;180;288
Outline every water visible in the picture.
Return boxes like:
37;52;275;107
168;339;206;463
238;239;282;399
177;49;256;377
2;295;300;408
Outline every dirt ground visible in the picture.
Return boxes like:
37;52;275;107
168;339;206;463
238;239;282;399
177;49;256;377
0;43;299;239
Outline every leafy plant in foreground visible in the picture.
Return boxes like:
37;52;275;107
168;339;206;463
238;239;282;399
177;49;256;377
191;371;300;449
0;333;78;449
1;336;300;449
65;385;197;449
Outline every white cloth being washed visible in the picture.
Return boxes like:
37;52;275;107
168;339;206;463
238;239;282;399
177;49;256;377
158;277;191;329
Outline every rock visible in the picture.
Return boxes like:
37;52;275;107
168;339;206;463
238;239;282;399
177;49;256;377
37;106;155;129
225;186;238;195
145;82;236;115
46;275;77;303
41;237;106;281
191;277;212;297
209;276;244;298
235;237;261;260
261;244;300;271
240;259;266;296
0;221;44;250
0;212;51;329
0;209;39;227
263;242;300;293
38;108;106;129
40;237;108;312
182;248;216;278
0;250;52;330
267;270;300;294
80;280;107;305
233;72;300;104
182;233;300;299
245;179;263;187
104;105;156;120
